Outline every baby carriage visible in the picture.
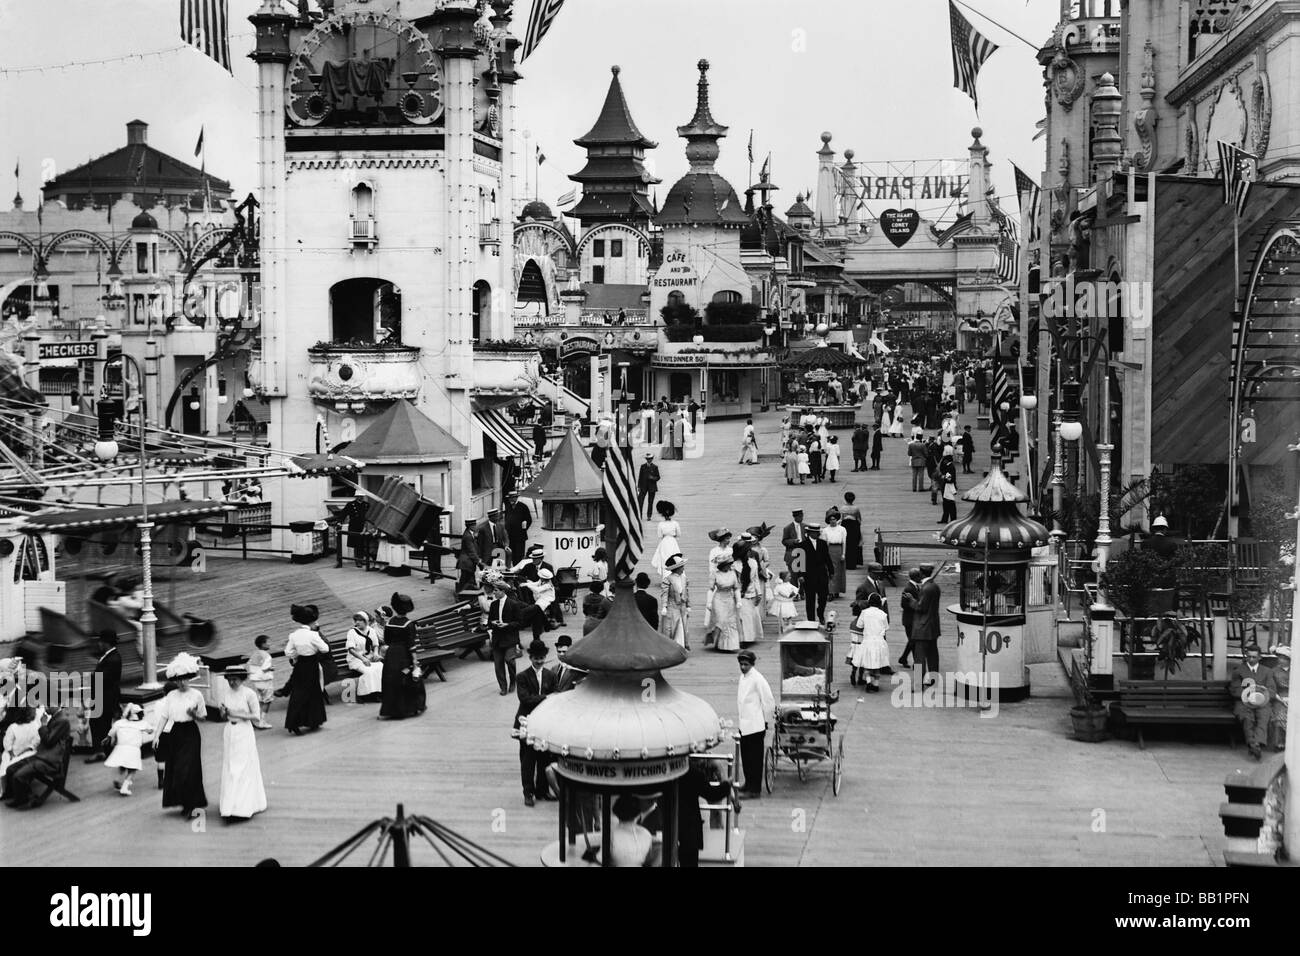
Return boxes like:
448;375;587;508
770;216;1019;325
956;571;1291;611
555;567;582;617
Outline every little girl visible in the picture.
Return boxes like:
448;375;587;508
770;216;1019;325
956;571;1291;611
246;635;275;729
770;572;800;630
796;445;810;485
850;593;891;692
105;704;154;795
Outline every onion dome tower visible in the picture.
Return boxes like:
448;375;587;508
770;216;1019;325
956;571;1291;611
568;66;660;230
937;462;1049;703
655;60;750;229
524;578;723;866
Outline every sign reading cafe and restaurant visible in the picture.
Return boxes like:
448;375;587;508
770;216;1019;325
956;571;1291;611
652;248;698;287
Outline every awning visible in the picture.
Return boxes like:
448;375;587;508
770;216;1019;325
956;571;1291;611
287;452;363;478
19;499;234;533
474;408;531;458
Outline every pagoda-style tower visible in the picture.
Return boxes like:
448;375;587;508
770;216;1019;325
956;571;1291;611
568;66;660;231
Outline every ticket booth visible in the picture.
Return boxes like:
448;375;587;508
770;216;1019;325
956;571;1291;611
939;463;1049;703
520;428;605;581
526;580;726;867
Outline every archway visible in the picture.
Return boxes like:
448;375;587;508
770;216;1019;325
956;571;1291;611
517;259;549;316
472;280;491;341
329;277;401;343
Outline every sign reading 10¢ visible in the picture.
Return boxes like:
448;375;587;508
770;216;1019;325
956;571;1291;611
553;531;598;552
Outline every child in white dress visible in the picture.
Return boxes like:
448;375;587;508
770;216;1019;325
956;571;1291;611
105;704;154;795
796;446;810;484
246;635;275;729
850;594;891;692
770;572;800;630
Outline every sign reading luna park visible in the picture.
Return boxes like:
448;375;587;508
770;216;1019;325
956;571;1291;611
847;159;969;217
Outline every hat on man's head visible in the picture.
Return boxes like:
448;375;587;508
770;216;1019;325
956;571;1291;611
555;634;573;648
791;509;804;517
527;639;549;660
803;522;822;532
645;452;655;459
868;562;883;573
737;650;757;664
919;563;935;575
1275;645;1292;659
527;543;545;556
1152;515;1169;529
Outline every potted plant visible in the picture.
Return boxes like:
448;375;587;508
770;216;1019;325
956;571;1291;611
1068;655;1109;742
1101;547;1179;680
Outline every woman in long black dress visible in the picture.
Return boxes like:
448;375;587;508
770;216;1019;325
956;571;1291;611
379;593;426;719
154;653;208;817
283;604;328;735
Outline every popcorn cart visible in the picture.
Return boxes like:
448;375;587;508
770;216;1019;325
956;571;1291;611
763;621;844;795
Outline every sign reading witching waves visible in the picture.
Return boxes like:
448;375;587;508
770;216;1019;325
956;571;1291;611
846;160;969;217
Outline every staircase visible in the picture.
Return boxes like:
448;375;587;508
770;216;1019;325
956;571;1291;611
1218;754;1295;866
539;374;590;419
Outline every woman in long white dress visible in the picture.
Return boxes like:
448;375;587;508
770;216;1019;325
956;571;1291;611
345;611;385;699
218;667;267;820
708;556;742;653
733;544;764;647
659;554;691;649
880;400;894;435
650;500;682;576
889;406;904;438
821;513;848;598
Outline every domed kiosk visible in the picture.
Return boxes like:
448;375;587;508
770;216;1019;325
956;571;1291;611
937;461;1049;703
525;579;724;866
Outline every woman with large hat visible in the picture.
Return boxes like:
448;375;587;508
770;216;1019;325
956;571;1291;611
379;593;426;719
650;500;682;577
218;666;267;820
708;554;742;653
659;553;691;650
283;604;329;735
154;652;208;817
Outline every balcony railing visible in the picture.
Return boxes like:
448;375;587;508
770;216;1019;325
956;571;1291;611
515;311;654;327
479;220;501;244
350;218;378;243
307;341;420;406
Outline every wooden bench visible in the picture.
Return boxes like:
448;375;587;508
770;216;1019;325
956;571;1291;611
1111;679;1237;749
413;601;489;677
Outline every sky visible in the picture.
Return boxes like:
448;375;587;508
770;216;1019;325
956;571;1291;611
1;0;1061;225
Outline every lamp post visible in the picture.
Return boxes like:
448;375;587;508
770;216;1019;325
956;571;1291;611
93;352;160;689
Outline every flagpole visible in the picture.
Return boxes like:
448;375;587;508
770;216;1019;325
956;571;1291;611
1227;204;1241;541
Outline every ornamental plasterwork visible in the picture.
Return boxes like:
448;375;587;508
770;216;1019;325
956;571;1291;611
1250;47;1271;159
1133;40;1158;172
1045;24;1086;113
1202;73;1249;169
286;157;443;173
1185;110;1201;172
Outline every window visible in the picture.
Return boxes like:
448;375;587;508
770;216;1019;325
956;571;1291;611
712;290;742;304
545;501;600;530
610;240;623;257
329;277;401;343
709;369;740;403
352;182;375;218
592;239;605;257
667;290;685;308
13;534;50;583
471;458;488;492
135;242;150;274
592;264;605;284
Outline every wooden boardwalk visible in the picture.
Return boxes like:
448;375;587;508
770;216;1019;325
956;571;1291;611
2;402;1241;866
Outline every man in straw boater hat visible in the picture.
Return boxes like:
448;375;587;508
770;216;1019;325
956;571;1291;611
1230;644;1279;761
797;522;833;624
659;552;691;650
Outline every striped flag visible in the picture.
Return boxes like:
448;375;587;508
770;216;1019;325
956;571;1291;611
990;199;1020;283
180;0;232;73
556;188;578;207
1013;163;1041;243
520;0;565;62
536;146;545;165
601;446;643;580
949;1;999;111
1217;141;1256;217
748;129;754;164
991;341;1016;460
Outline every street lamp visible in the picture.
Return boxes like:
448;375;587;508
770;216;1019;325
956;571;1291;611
92;353;161;689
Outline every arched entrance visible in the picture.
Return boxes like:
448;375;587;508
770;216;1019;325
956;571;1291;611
517;259;549;316
330;277;401;343
472;280;492;341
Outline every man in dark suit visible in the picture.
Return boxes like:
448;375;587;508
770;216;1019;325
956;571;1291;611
485;582;526;696
85;630;122;764
1229;644;1279;760
4;706;72;808
898;568;922;668
515;639;559;806
550;635;584;692
798;523;833;624
477;509;511;566
910;563;947;683
781;509;807;587
853;563;889;619
634;573;659;630
870;425;883;470
637;454;660;520
504;494;533;564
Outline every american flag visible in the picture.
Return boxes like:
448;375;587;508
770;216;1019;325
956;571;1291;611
601;446;643;581
180;0;232;74
949;1;998;111
521;0;566;62
991;340;1016;461
1013;163;1041;243
1217;141;1256;217
990;200;1020;284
